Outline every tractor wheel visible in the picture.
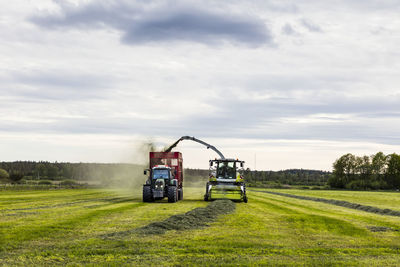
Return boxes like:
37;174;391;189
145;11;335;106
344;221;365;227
168;186;177;203
178;188;183;200
204;182;210;201
143;185;153;202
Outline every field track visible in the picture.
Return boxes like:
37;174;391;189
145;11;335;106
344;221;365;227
1;188;400;266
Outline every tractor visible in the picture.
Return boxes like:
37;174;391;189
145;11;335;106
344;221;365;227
204;158;248;202
142;152;183;203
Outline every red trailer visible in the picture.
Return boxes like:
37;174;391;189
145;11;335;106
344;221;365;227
143;152;183;202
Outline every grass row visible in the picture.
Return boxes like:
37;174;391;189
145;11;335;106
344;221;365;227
251;190;400;217
265;189;400;210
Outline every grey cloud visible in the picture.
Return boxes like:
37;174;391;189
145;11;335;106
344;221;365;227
172;93;400;144
2;70;114;101
30;1;272;46
282;23;296;35
13;71;111;89
3;92;400;146
300;18;322;32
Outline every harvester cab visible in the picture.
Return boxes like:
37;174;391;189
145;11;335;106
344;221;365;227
204;158;248;203
143;152;183;203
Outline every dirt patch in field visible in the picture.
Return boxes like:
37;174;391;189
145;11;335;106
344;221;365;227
253;190;400;217
101;200;235;239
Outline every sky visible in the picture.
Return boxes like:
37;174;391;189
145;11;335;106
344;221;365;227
1;0;400;171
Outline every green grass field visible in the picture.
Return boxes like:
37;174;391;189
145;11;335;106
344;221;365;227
1;188;400;266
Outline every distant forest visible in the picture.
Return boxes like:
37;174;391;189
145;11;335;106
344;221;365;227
0;161;330;188
243;169;330;187
0;161;142;186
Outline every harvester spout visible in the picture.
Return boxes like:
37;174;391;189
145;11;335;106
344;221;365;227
164;136;225;159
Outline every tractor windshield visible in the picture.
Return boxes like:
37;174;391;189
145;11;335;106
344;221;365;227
152;169;170;179
217;161;235;179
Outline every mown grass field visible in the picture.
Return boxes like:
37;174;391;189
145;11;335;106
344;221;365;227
1;188;400;266
264;189;400;211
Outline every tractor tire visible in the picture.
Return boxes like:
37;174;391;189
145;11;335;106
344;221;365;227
178;188;183;200
204;182;210;201
168;186;177;203
143;185;153;202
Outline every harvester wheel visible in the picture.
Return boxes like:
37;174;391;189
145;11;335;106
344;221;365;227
243;183;248;203
178;188;183;200
203;182;209;201
168;186;177;203
143;185;153;202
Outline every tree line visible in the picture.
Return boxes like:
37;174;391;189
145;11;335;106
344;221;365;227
0;161;142;184
0;161;330;187
243;169;330;187
184;168;330;187
328;152;400;190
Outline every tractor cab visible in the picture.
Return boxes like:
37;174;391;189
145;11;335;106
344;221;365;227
152;165;173;180
216;161;238;180
209;159;244;182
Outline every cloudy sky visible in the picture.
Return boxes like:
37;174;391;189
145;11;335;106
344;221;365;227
1;0;400;170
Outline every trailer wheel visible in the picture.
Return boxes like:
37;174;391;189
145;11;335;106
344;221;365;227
168;186;177;203
178;188;183;200
143;185;153;202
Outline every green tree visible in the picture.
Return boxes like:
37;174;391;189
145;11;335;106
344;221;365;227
9;170;24;183
385;153;400;189
46;165;59;179
355;156;371;177
34;163;47;179
329;153;356;188
0;168;9;180
371;152;387;175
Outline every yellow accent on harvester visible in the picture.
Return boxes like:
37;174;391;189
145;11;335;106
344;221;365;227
236;172;243;182
210;190;242;200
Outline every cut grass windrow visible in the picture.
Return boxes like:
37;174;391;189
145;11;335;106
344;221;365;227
252;190;400;217
104;200;236;237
